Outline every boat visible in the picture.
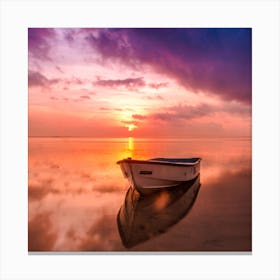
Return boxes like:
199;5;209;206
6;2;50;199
117;157;201;194
117;174;201;248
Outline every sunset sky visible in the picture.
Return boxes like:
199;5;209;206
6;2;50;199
28;28;251;138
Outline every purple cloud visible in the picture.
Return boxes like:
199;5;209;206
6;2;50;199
94;77;145;90
28;28;56;61
85;28;251;104
28;70;59;88
63;29;75;43
28;28;251;104
28;71;49;87
29;72;89;90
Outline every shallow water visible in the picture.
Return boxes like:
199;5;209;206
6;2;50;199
28;137;251;252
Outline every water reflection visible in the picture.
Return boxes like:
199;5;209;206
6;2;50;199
128;137;134;151
117;175;201;248
28;137;251;251
28;211;57;251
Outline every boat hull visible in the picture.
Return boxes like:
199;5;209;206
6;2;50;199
117;158;201;194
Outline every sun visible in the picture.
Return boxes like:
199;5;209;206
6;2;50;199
127;124;136;131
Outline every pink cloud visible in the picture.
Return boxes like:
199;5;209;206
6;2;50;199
99;107;123;112
94;77;145;90
132;114;147;120
80;95;91;100
149;82;169;89
122;120;139;126
55;65;64;73
145;95;164;100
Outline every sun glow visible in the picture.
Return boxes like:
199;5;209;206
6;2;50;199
127;124;136;131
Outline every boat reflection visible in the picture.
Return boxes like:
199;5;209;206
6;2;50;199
117;174;201;248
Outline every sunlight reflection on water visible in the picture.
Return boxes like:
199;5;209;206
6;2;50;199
28;137;251;252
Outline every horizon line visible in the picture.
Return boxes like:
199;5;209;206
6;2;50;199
28;135;251;139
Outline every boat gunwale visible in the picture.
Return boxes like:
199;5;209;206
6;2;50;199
116;158;201;167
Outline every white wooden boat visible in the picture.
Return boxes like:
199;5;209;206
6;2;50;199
117;157;201;194
117;175;201;248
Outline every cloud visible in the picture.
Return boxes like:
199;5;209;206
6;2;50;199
29;72;89;91
28;70;59;88
94;77;145;90
28;212;58;251
122;120;139;126
63;29;75;43
80;95;91;100
85;29;135;66
132;114;147;120
152;104;214;121
131;104;214;123
55;65;64;73
85;28;251;104
28;28;251;104
99;107;122;111
149;82;169;89
65;77;84;85
223;102;251;116
144;95;164;100
131;102;250;123
28;28;56;61
28;71;49;87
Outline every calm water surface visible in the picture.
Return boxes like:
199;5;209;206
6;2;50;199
28;137;251;252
